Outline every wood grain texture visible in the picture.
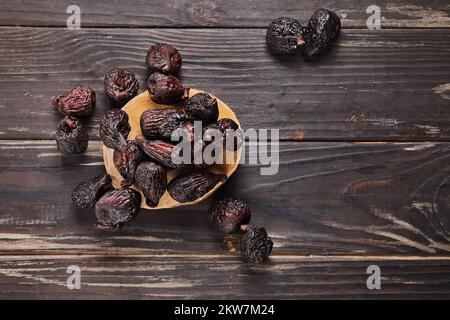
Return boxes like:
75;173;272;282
0;0;449;28
0;255;450;299
0;140;448;255
1;1;450;299
0;28;449;141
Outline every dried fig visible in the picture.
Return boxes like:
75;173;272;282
167;172;227;203
147;72;189;105
56;116;89;155
95;188;141;231
135;135;186;169
210;198;251;234
159;112;191;140
71;174;113;208
140;108;191;141
52;86;96;117
134;161;167;207
104;68;139;106
140;108;180;139
146;43;182;75
240;224;273;263
113;140;143;187
100;109;131;151
266;17;306;55
303;9;341;58
203;118;242;151
185;93;219;124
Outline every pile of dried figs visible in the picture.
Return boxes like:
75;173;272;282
53;43;272;263
266;9;341;58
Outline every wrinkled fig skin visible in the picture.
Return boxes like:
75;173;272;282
95;188;141;231
140;108;180;139
71;174;113;208
160;112;191;140
220;118;244;151
210;198;251;234
141;108;191;141
240;225;273;263
216;118;239;132
204;118;242;151
100;109;131;151
147;72;189;105
303;9;341;58
104;68;139;105
52;86;96;117
266;17;306;55
56;116;89;155
146;43;182;75
168;172;227;203
113;141;143;188
134;162;167;207
185;93;219;124
135;135;186;169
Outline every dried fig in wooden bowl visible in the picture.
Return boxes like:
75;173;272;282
102;89;242;209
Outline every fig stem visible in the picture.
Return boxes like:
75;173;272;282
296;36;306;47
240;224;250;232
182;88;190;101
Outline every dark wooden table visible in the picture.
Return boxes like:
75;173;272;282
0;0;449;299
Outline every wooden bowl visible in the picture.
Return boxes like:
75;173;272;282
102;89;241;209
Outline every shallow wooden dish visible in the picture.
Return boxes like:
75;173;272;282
102;89;241;210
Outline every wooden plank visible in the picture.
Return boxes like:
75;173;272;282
0;0;449;28
0;140;449;255
0;254;449;299
0;28;449;141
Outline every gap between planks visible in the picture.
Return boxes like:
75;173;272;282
0;25;450;30
1;252;450;261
